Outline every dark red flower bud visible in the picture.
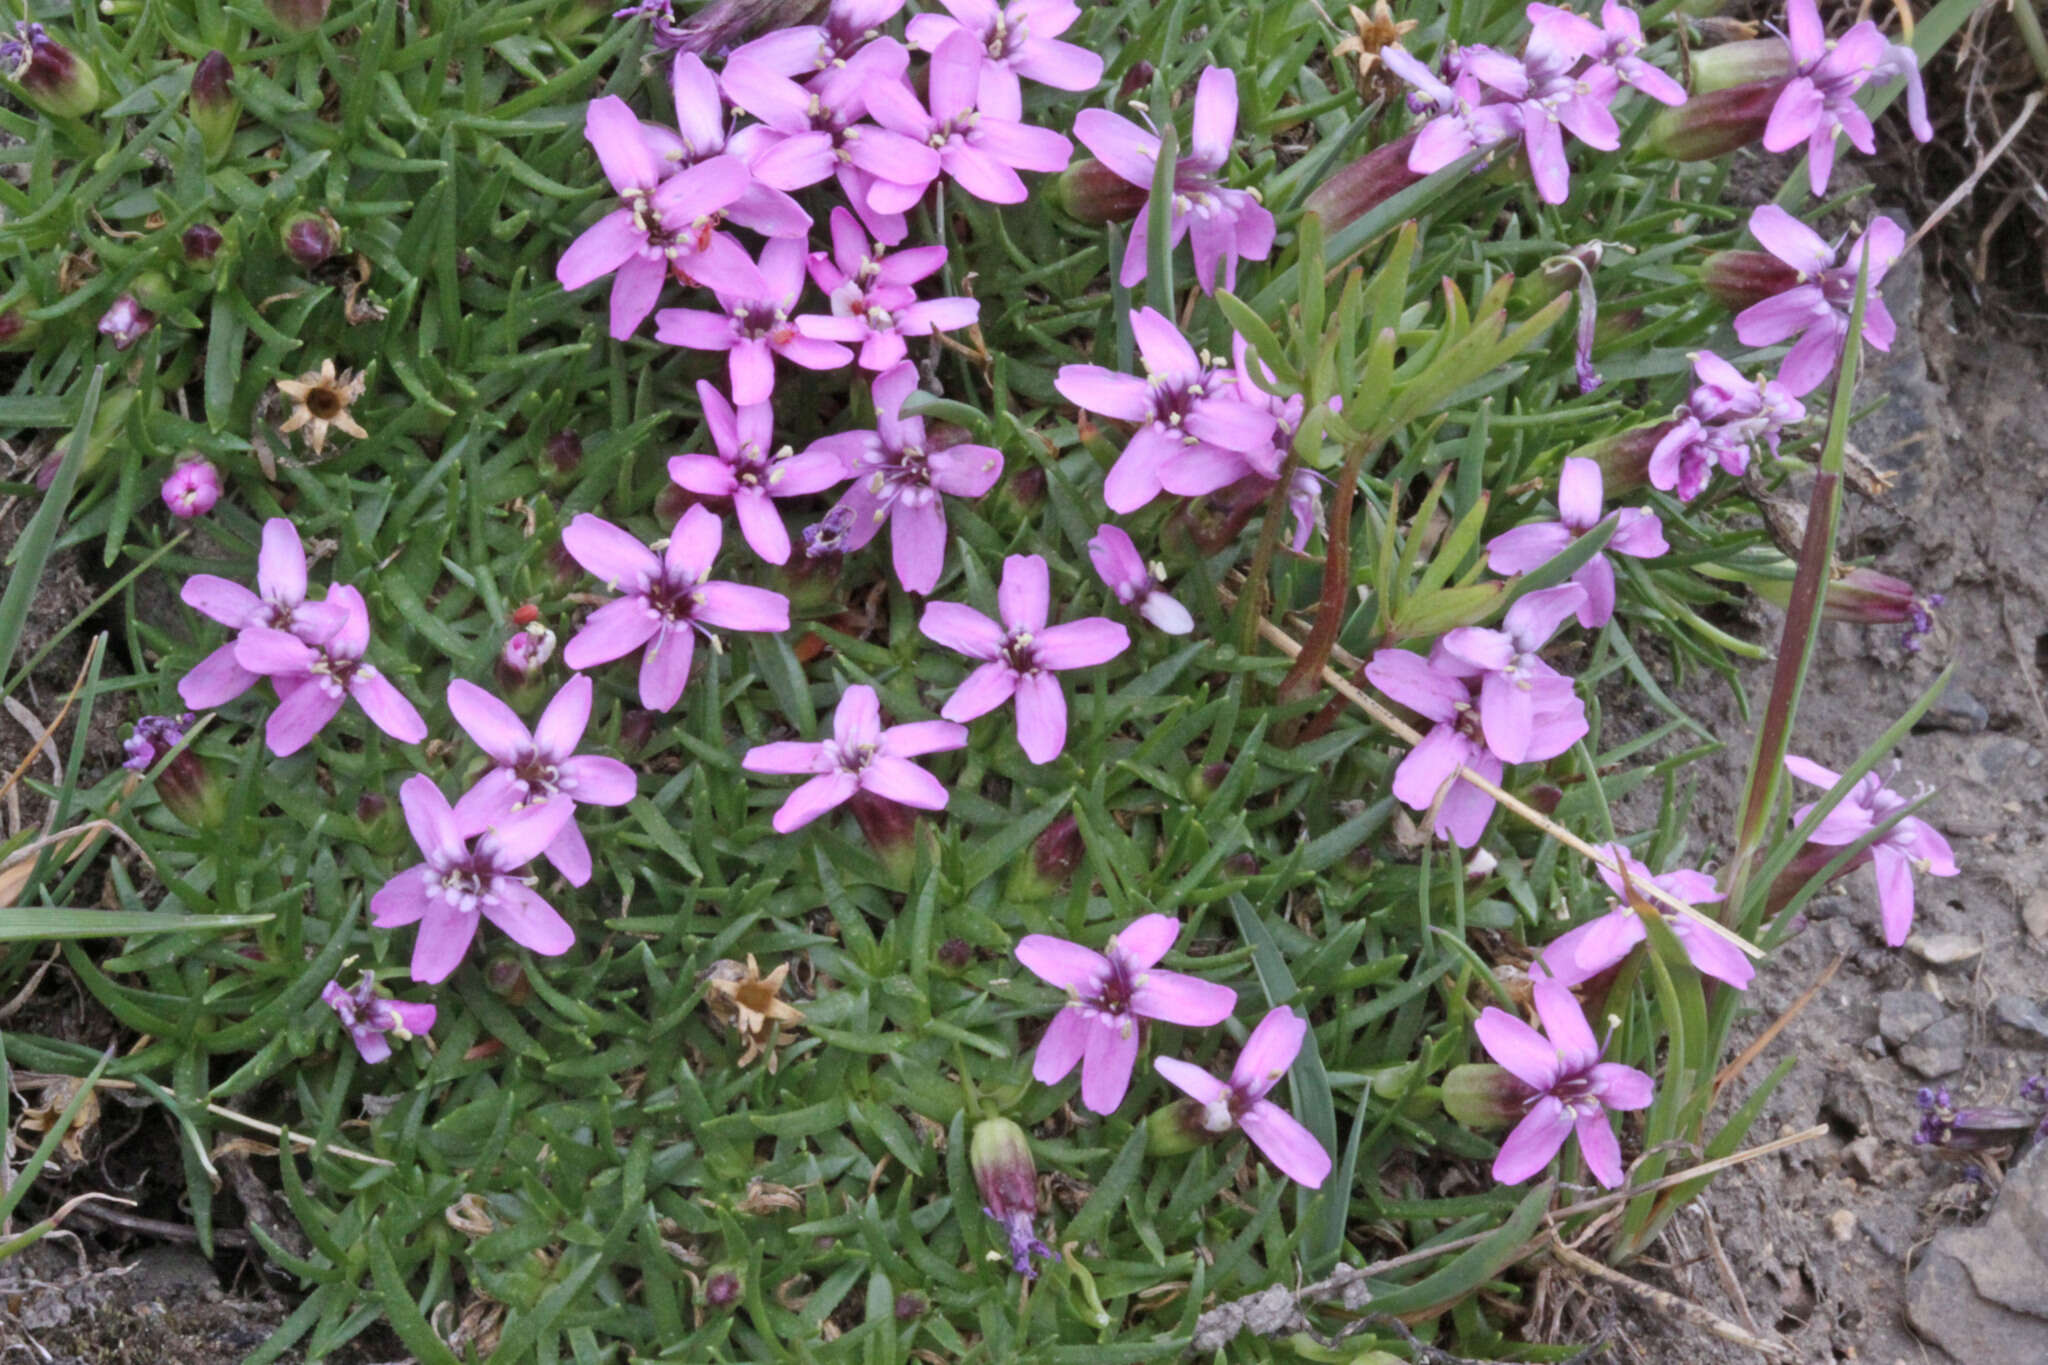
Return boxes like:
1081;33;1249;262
545;429;583;476
281;212;338;269
1303;131;1424;232
190;51;237;164
1646;80;1782;162
1056;157;1148;225
2;23;101;118
1700;249;1802;312
267;0;332;32
182;222;224;266
703;1271;742;1310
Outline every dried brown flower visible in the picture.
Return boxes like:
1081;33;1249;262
275;358;367;454
1332;1;1418;102
703;954;804;1071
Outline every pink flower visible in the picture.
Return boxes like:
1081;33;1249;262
1071;67;1276;293
1486;457;1667;628
805;363;1004;594
1535;843;1753;989
653;238;852;404
1647;349;1804;499
643;52;813;239
1053;306;1276;514
370;774;577;984
743;683;967;832
97;293;155;350
1763;0;1891;196
1527;1;1687;106
1785;754;1958;945
1382;45;1524;177
668;380;847;565
555;98;766;340
1461;25;1622;204
1364;648;1502;846
861;31;1072;209
446;675;638;887
559;507;792;711
1474;981;1654;1186
1435;584;1590;765
906;0;1103;114
726;0;906;77
1018;913;1237;1113
322;971;436;1064
921;554;1129;763
232;585;428;756
161;459;221;519
1088;524;1193;634
796;208;978;372
1154;1007;1333;1189
1733;205;1904;397
177;519;347;710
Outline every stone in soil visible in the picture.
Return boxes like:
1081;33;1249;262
1878;989;1945;1048
1905;932;1983;968
1899;1013;1969;1080
1907;1141;2048;1358
1990;996;2048;1048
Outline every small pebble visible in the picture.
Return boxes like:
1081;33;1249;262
1828;1209;1857;1242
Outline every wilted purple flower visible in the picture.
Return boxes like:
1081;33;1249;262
322;971;436;1064
1733;205;1905;397
1435;584;1591;765
970;1117;1054;1277
743;683;967;832
1913;1083;2048;1150
1053;306;1276;513
1364;648;1501;845
1016;912;1236;1113
122;712;193;772
796;208;978;372
862;31;1072;209
921;554;1129;763
560;507;790;711
97;295;155;351
1070;67;1275;293
1486;457;1667;628
1764;0;1894;196
1648;350;1804;500
906;0;1103;114
668;380;847;566
555;98;765;339
233;585;429;756
177;519;347;709
447;675;637;887
371;774;576;984
1;22;100;118
1784;754;1957;946
653;238;851;403
805;362;1004;594
161;459;221;519
182;223;225;265
1536;843;1753;989
1154;1007;1333;1188
1475;981;1654;1186
1088;524;1192;634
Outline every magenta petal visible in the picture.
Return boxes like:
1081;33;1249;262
637;626;696;711
1240;1099;1331;1188
545;818;593;888
533;675;594;760
734;490;792;565
1013;671;1068;764
861;755;949;809
1130;970;1236;1027
1542;909;1644;985
608;254;667;340
1494;1096;1574;1183
370;864;433;928
692;582;790;633
1053;364;1151;422
564;514;659;589
178;644;257;709
1871;844;1918;946
351;671;427;745
1486;522;1572;576
557;210;643;291
1108;913;1179;971
744;740;834;775
409;903;480;984
889;497;947;594
920;601;1005;658
1590;1062;1655;1111
481;798;576;869
941;661;1018;722
1392;724;1473;816
448;679;530;763
1365;649;1468;723
234;627;316;677
1436;750;1501;846
485;880;576;956
881;720;967;758
998;554;1050;631
1474;1007;1560;1090
1072;108;1159;184
265;683;344;756
1078;1012;1140;1113
1574;1107;1626;1187
772;770;860;831
1532;981;1598;1063
1016;934;1109;991
1190;66;1239;168
1032;1006;1092;1084
453;769;522;831
564;598;660;671
1230;1007;1308;1101
1153;1055;1229;1105
181;574;262;627
1478;670;1536;765
1033;618;1128;670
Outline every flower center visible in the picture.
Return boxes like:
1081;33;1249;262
1001;628;1039;675
733;301;794;344
513;754;562;801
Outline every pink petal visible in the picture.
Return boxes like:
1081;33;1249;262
773;770;861;831
1438;626;1515;674
1671;919;1755;989
1748;204;1834;276
971;118;1072;174
1364;649;1468;724
1570;553;1615;629
408;904;480;984
692;582;790;633
557;210;643;292
1762;79;1824;154
729;338;777;405
1079;1011;1140;1113
1486;521;1573;576
1871;844;1918;946
564;514;659;590
940;660;1018;721
257;519;308;603
1129;306;1199;377
370;864;433;927
1108;914;1179;970
265;683;345;756
881;720;968;759
1556;457;1604;529
1474;1007;1561;1090
1016;933;1109;991
1503;583;1587;650
998;554;1050;631
889;497;947;594
1532;981;1598;1064
1539;908;1644;985
1575;1107;1626;1187
1590;1062;1655;1111
1153;1055;1229;1106
178;645;257;709
638;625;696;710
181;573;261;627
1230;1007;1307;1102
1053;364;1151;422
586;96;659;191
1493;1097;1574;1184
484;880;576;956
1032;1006;1092;1084
1071;108;1159;186
351;671;427;745
479;798;575;869
1032;617;1128;670
928;443;1004;498
608;254;667;339
234;626;316;677
544;818;593;888
450;769;524;828
448;679;531;764
735;489;792;565
942;142;1027;203
1436;749;1502;846
1190;66;1239;169
861;755;948;809
922;601;1005;658
1013;671;1068;763
744;740;835;775
563;598;660;668
1478;669;1536;765
559;755;636;806
534;674;594;759
654;307;738;351
664;503;724;582
1393;724;1477;817
1131;969;1236;1027
1240;1099;1331;1188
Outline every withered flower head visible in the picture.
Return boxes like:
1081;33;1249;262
275;358;367;454
703;954;804;1071
1332;2;1418;100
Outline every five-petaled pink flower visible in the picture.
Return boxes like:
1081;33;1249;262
1364;647;1502;846
371;774;577;984
862;30;1073;209
728;0;906;77
1536;843;1753;989
906;0;1103;115
1053;306;1275;514
322;971;436;1065
1475;980;1654;1187
1154;1007;1333;1189
1383;45;1524;179
1016;913;1236;1113
1088;524;1193;634
1733;205;1904;398
1071;67;1276;293
1763;0;1891;197
743;683;967;832
797;208;978;372
1462;25;1623;205
646;53;813;240
921;554;1129;763
1528;1;1687;106
178;518;347;710
555;98;766;339
1785;754;1957;945
447;674;638;887
806;363;1004;593
1435;584;1590;765
668;379;848;565
560;506;792;711
653;238;852;404
1486;458;1667;628
233;585;428;757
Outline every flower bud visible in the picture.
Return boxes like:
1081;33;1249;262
161;458;221;518
1645;80;1781;161
0;306;42;352
182;222;225;267
189;51;237;164
1441;1063;1529;1129
495;620;556;695
894;1292;926;1320
484;955;533;1006
98;294;156;351
1117;61;1154;101
1687;38;1791;95
1302;131;1424;232
970;1117;1052;1278
41;385;138;483
544;429;583;478
1184;761;1230;804
1;23;101;119
1571;421;1676;496
1055;157;1147;225
653;481;695;524
1146;1096;1223;1154
703;1269;742;1310
281;211;338;269
1699;249;1801;312
850;789;920;884
1007;814;1082;901
267;0;332;32
124;712;223;828
936;938;973;970
617;707;658;754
